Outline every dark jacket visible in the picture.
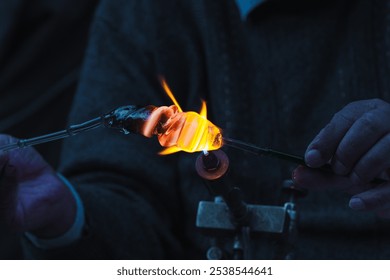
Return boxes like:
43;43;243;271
0;0;99;259
25;0;390;259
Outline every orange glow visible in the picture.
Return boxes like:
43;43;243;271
159;77;183;112
142;78;223;155
199;100;207;118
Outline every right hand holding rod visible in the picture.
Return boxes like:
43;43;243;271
293;99;390;218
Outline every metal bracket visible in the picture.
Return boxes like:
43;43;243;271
196;200;288;236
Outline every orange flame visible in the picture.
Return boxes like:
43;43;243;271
147;78;222;155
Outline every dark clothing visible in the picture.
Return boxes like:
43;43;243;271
0;0;99;259
25;0;390;259
0;0;98;166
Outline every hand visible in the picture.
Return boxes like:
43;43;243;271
0;134;76;238
293;98;390;218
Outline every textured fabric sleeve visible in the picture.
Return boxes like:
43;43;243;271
22;0;184;259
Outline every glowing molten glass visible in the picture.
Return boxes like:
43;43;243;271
151;79;222;155
103;79;223;155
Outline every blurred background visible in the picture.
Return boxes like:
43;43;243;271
0;0;99;259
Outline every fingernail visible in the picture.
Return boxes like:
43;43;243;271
292;167;298;182
292;165;304;180
291;169;297;181
305;149;322;168
349;197;366;210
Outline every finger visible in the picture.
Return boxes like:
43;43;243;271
305;120;350;168
331;107;390;176
292;165;376;195
305;99;383;168
349;183;390;211
292;165;353;192
350;133;390;184
376;209;390;219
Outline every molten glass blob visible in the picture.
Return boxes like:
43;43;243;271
103;78;222;155
103;104;222;155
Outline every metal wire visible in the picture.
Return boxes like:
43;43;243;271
223;137;386;184
223;137;305;165
0;117;103;153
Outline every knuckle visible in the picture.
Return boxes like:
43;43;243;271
346;100;362;108
359;112;381;134
332;153;351;174
370;98;386;107
332;111;354;126
342;99;370;112
332;110;344;121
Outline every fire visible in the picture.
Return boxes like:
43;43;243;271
102;78;223;155
155;78;222;155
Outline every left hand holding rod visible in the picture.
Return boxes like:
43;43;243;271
0;134;76;238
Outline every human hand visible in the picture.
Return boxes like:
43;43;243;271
0;134;76;238
293;99;390;218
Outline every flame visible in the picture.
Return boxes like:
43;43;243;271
159;77;183;112
156;78;222;155
199;100;207;118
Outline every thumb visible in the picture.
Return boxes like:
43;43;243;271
349;183;390;212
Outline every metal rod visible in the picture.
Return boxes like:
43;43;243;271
0;117;103;153
222;137;386;184
223;137;305;165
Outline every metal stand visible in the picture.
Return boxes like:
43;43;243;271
281;179;307;259
195;150;305;259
